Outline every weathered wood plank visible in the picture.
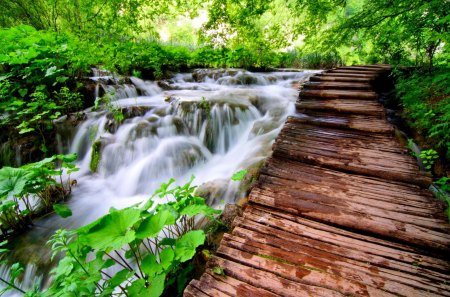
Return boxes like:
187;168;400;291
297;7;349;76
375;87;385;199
199;271;281;297
321;72;377;78
296;99;385;116
243;206;450;272
288;114;395;134
261;157;444;210
310;75;374;82
208;256;346;297
300;89;378;100
216;245;399;297
303;81;372;90
273;122;432;186
329;69;381;75
249;188;450;251
222;233;450;296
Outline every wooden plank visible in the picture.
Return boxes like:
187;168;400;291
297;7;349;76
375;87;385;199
258;174;447;220
199;271;281;297
209;256;347;297
288;114;395;134
216;246;398;297
338;66;390;71
261;157;444;210
272;122;432;187
310;75;373;82
296;99;385;116
244;206;450;272
329;69;381;75
321;72;377;78
184;284;211;297
222;233;450;296
300;89;378;100
249;188;450;251
232;218;450;283
302;81;372;90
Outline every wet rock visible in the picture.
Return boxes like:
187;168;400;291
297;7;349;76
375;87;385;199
250;119;279;136
236;73;258;85
157;80;175;90
121;106;151;119
238;160;265;195
195;179;229;206
89;137;113;173
192;68;241;82
219;204;243;230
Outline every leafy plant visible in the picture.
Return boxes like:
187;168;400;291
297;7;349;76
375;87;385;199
436;177;450;193
419;149;439;171
38;176;220;297
0;154;78;238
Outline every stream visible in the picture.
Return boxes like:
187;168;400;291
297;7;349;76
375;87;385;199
1;68;319;295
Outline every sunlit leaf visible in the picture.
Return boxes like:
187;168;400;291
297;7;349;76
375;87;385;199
53;204;72;218
175;230;205;262
231;169;247;181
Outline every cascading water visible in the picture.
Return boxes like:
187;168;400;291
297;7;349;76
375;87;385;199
1;68;320;295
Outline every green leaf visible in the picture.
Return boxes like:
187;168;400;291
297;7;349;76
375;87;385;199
107;268;132;288
159;238;176;246
45;66;58;77
0;200;18;212
231;169;247;181
18;88;28;97
175;230;205;262
141;254;159;277
0;167;34;197
135;207;178;239
53;204;72;218
78;208;141;251
159;248;175;271
180;204;221;218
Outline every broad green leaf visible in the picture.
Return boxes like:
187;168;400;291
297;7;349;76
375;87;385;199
180;204;221;217
175;230;205;262
141;254;159;277
0;167;33;197
231;169;247;181
159;248;175;270
78;208;140;251
159;238;176;246
135;207;178;239
107;268;132;288
53;204;72;218
0;200;17;213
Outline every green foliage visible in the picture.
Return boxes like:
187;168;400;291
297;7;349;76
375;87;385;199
419;149;439;171
0;153;78;237
436;177;450;193
231;170;248;181
38;177;220;297
396;68;450;161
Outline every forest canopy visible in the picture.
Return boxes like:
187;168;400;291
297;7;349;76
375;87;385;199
0;0;448;68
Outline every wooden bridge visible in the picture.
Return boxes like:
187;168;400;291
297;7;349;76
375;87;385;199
184;66;450;296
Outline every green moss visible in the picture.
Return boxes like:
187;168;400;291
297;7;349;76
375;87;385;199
89;140;102;173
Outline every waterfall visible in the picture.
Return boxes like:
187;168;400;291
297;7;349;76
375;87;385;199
0;68;320;296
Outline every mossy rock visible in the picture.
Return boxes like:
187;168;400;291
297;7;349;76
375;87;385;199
89;140;102;173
